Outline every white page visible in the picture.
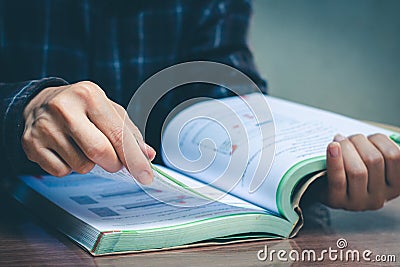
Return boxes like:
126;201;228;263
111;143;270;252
89;164;264;210
154;165;265;211
161;93;396;213
19;172;268;232
161;93;275;206
256;96;395;212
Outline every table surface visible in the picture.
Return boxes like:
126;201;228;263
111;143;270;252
1;193;400;267
1;124;399;267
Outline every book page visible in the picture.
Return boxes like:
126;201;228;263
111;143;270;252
89;164;265;210
161;93;275;208
161;93;395;213
18;171;268;232
261;96;394;212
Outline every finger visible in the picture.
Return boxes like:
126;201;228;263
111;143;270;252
348;134;385;209
124;116;157;161
145;143;157;161
87;101;153;184
65;112;123;173
111;102;157;161
369;133;400;200
34;147;72;177
334;134;368;210
326;142;347;208
21;115;89;176
43;132;95;174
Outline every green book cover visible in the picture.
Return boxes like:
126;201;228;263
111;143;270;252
11;94;399;255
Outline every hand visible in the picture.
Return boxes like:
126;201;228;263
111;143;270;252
322;133;400;211
22;81;156;184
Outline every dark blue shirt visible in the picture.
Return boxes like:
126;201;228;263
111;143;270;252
0;0;266;174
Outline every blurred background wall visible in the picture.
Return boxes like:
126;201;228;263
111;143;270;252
250;0;400;126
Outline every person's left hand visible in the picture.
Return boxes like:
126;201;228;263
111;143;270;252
322;133;400;211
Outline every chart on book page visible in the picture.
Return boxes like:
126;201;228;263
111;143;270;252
19;172;270;232
162;93;395;214
162;93;275;204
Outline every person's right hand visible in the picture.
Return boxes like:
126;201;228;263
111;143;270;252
22;81;156;184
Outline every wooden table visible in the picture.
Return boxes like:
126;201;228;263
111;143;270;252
1;124;399;266
1;186;400;266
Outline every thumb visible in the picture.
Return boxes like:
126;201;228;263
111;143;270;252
325;141;347;208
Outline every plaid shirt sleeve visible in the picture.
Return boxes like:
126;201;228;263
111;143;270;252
0;78;69;174
0;0;267;175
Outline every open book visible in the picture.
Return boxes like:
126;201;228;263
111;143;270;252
12;93;400;255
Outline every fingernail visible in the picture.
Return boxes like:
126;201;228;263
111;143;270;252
145;143;156;160
328;142;340;158
137;170;153;185
334;134;346;142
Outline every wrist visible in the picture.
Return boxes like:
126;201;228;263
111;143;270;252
23;84;66;119
3;77;69;174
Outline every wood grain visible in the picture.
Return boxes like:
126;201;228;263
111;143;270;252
2;188;400;266
1;124;399;267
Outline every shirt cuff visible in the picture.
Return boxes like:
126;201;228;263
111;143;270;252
2;77;69;174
